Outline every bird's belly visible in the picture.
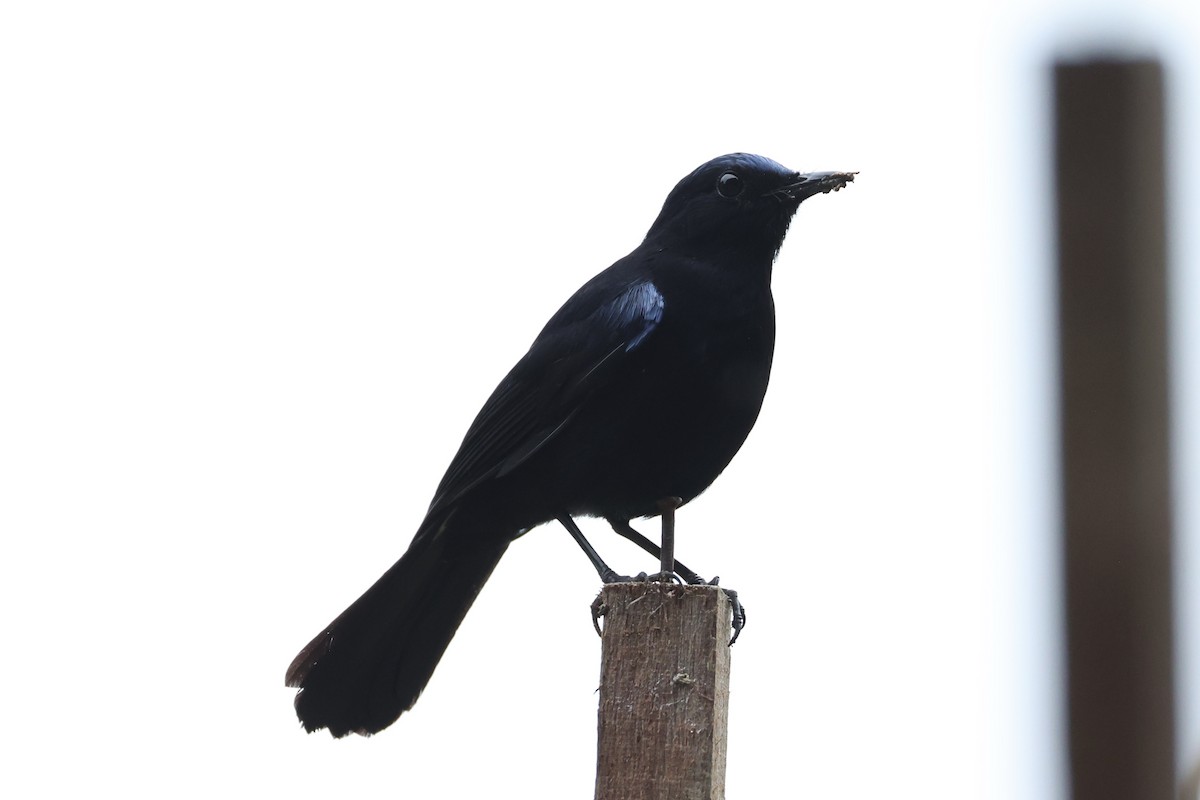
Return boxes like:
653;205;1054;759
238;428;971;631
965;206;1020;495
531;342;773;520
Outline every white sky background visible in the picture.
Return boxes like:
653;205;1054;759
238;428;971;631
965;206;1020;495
2;1;1198;797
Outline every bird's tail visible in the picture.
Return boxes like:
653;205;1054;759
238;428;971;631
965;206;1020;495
285;507;510;737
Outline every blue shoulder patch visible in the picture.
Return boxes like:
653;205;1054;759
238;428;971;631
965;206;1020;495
598;281;664;352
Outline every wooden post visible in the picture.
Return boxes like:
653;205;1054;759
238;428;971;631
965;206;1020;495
594;583;731;800
1054;58;1176;799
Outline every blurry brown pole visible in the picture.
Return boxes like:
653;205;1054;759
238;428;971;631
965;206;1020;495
594;583;731;800
1054;58;1175;799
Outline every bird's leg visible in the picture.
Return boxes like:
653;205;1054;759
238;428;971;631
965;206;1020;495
656;496;681;582
607;514;746;644
607;518;704;584
559;514;665;638
557;515;639;584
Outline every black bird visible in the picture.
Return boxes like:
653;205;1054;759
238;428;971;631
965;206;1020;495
286;153;854;737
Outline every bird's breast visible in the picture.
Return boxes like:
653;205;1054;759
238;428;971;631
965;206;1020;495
549;287;775;517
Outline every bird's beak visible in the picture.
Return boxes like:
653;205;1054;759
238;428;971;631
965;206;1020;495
765;171;857;202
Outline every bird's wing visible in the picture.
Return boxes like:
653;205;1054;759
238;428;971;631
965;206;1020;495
426;277;664;515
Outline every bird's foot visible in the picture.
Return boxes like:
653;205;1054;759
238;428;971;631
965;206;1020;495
589;572;742;643
588;577;675;639
590;593;607;637
603;516;744;643
670;572;745;644
598;568;686;585
723;587;746;645
598;568;646;584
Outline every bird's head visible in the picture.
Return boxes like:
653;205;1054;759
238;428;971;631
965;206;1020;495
645;153;854;262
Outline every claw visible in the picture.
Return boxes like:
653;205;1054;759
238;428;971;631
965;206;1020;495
725;588;746;645
590;594;607;637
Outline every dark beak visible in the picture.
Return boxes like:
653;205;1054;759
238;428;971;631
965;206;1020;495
765;170;857;202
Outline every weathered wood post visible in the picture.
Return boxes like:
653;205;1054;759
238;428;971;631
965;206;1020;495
594;582;732;800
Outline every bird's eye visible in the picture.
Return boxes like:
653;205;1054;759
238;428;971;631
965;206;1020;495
716;172;744;199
